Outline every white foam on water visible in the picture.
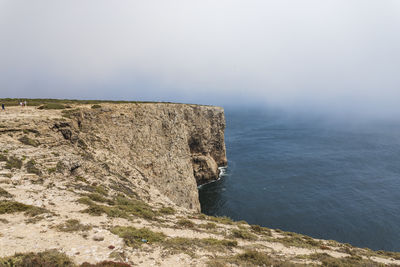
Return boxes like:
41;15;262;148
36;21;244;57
197;166;228;189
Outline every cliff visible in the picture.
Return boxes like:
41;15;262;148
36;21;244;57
68;103;227;211
0;102;399;267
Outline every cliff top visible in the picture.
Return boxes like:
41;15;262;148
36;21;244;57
0;98;220;109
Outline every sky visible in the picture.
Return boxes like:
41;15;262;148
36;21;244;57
1;1;400;118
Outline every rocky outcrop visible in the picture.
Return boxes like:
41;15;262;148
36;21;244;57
71;103;227;211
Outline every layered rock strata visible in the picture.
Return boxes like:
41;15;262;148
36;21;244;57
66;103;227;211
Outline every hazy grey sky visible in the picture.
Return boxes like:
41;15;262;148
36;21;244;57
1;1;400;117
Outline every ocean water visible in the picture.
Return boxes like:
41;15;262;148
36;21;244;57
199;107;400;251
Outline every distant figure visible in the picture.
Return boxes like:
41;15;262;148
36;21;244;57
24;100;27;107
19;101;23;107
1;103;4;110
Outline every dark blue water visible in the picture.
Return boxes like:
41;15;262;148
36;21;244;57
199;107;400;251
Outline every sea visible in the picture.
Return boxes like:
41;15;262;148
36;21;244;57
199;107;400;252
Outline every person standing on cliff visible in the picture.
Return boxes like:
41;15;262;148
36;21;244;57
1;103;4;111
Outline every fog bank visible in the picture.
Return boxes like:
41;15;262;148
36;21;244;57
1;1;400;119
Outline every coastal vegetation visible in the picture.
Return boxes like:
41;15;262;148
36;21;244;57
158;206;175;215
0;200;48;217
55;219;92;233
0;188;12;198
77;195;157;220
162;237;237;256
38;103;68;110
230;228;257;240
26;160;41;175
18;135;40;147
110;226;166;247
0;250;130;267
4;156;22;170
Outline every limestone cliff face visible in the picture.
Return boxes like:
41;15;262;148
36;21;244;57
74;103;227;211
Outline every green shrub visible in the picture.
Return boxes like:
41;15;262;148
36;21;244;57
308;253;384;267
5;156;22;169
201;238;237;249
0;200;48;216
0;154;7;162
278;233;323;248
75;175;88;183
231;228;257;240
26;160;41;175
163;237;237;256
250;224;272;236
38;103;66;110
56;161;66;173
0;188;12;198
199;222;217;230
159;206;175;215
111;226;166;247
177;218;195;228
235;250;272;266
209;250;304;267
208;216;234;225
95;185;108;196
374;250;400;260
78;195;157;220
0;250;74;266
18;135;40;147
61;108;80;119
81;261;131;267
86;193;108;203
55;219;92;232
91;104;102;109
